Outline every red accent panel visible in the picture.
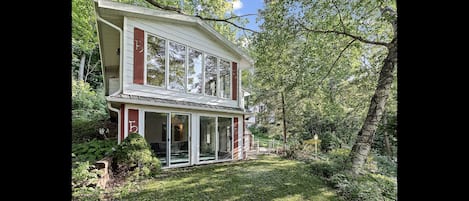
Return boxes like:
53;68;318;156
120;104;125;142
233;117;239;159
133;28;144;84
243;114;246;158
232;62;238;100
128;109;139;134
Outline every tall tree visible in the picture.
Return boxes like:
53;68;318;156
254;0;397;174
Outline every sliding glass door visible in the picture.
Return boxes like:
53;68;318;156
145;112;190;167
199;116;233;162
145;112;169;167
200;116;216;161
170;114;190;165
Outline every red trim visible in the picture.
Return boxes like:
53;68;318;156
233;117;239;159
133;28;144;84
232;62;238;100
243;114;246;158
120;104;125;142
128;109;139;134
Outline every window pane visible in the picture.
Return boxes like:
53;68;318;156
218;117;232;160
168;42;186;92
219;59;231;99
187;49;203;94
171;114;189;165
145;112;168;167
147;35;166;87
200;116;216;161
204;55;217;96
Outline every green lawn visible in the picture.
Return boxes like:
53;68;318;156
113;155;338;201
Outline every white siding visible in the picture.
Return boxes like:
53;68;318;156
123;16;241;108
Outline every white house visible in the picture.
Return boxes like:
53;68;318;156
94;0;254;168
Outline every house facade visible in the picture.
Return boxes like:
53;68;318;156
94;0;253;168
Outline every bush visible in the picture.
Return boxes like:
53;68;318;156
330;172;397;201
310;160;340;179
320;131;342;152
72;80;108;121
71;161;103;200
72;139;117;163
373;154;397;177
113;133;161;180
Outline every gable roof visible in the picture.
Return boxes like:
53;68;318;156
94;0;254;67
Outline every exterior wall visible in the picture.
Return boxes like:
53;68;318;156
122;17;241;108
120;103;244;168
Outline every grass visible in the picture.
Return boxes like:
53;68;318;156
111;155;338;201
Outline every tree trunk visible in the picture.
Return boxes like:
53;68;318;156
281;92;287;151
383;113;393;157
78;54;86;81
348;38;397;174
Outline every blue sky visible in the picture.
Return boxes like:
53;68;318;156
231;0;265;32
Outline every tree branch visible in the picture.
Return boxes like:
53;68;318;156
297;20;388;47
144;0;258;33
331;0;346;32
320;39;357;82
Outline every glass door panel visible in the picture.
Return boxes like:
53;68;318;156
170;114;190;165
145;112;169;167
199;116;216;162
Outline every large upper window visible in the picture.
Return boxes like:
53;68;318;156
187;49;203;94
146;35;166;87
145;33;233;99
168;41;186;92
219;59;231;99
204;55;217;96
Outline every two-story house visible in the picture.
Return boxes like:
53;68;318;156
94;0;253;168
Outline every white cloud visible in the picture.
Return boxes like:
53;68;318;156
232;0;243;11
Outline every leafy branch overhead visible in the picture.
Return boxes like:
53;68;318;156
144;0;258;33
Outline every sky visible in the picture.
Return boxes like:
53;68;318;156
231;0;265;32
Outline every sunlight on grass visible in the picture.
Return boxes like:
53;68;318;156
113;155;339;201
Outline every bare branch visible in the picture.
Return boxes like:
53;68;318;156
145;0;182;13
225;13;257;21
196;15;259;33
331;0;346;32
320;39;357;82
144;0;258;33
297;20;388;47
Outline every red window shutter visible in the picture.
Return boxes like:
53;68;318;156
133;28;144;84
128;109;139;134
233;117;239;159
120;104;125;141
232;62;238;100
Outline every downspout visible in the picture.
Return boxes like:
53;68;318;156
107;102;122;144
96;13;124;144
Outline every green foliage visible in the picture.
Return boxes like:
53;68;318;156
320;131;342;152
330;172;397;201
72;119;105;143
308;149;396;201
371;154;397;177
72;80;108;121
114;133;161;180
72;139;117;163
71;161;103;200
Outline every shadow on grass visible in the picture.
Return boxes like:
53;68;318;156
115;155;338;201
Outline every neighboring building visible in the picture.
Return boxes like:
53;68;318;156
94;0;254;168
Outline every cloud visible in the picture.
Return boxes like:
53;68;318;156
232;0;243;11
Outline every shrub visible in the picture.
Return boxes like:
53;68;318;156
72;139;117;163
320;131;342;152
72;80;108;121
71;161;103;200
373;154;397;177
113;133;161;180
310;160;340;179
330;172;397;201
